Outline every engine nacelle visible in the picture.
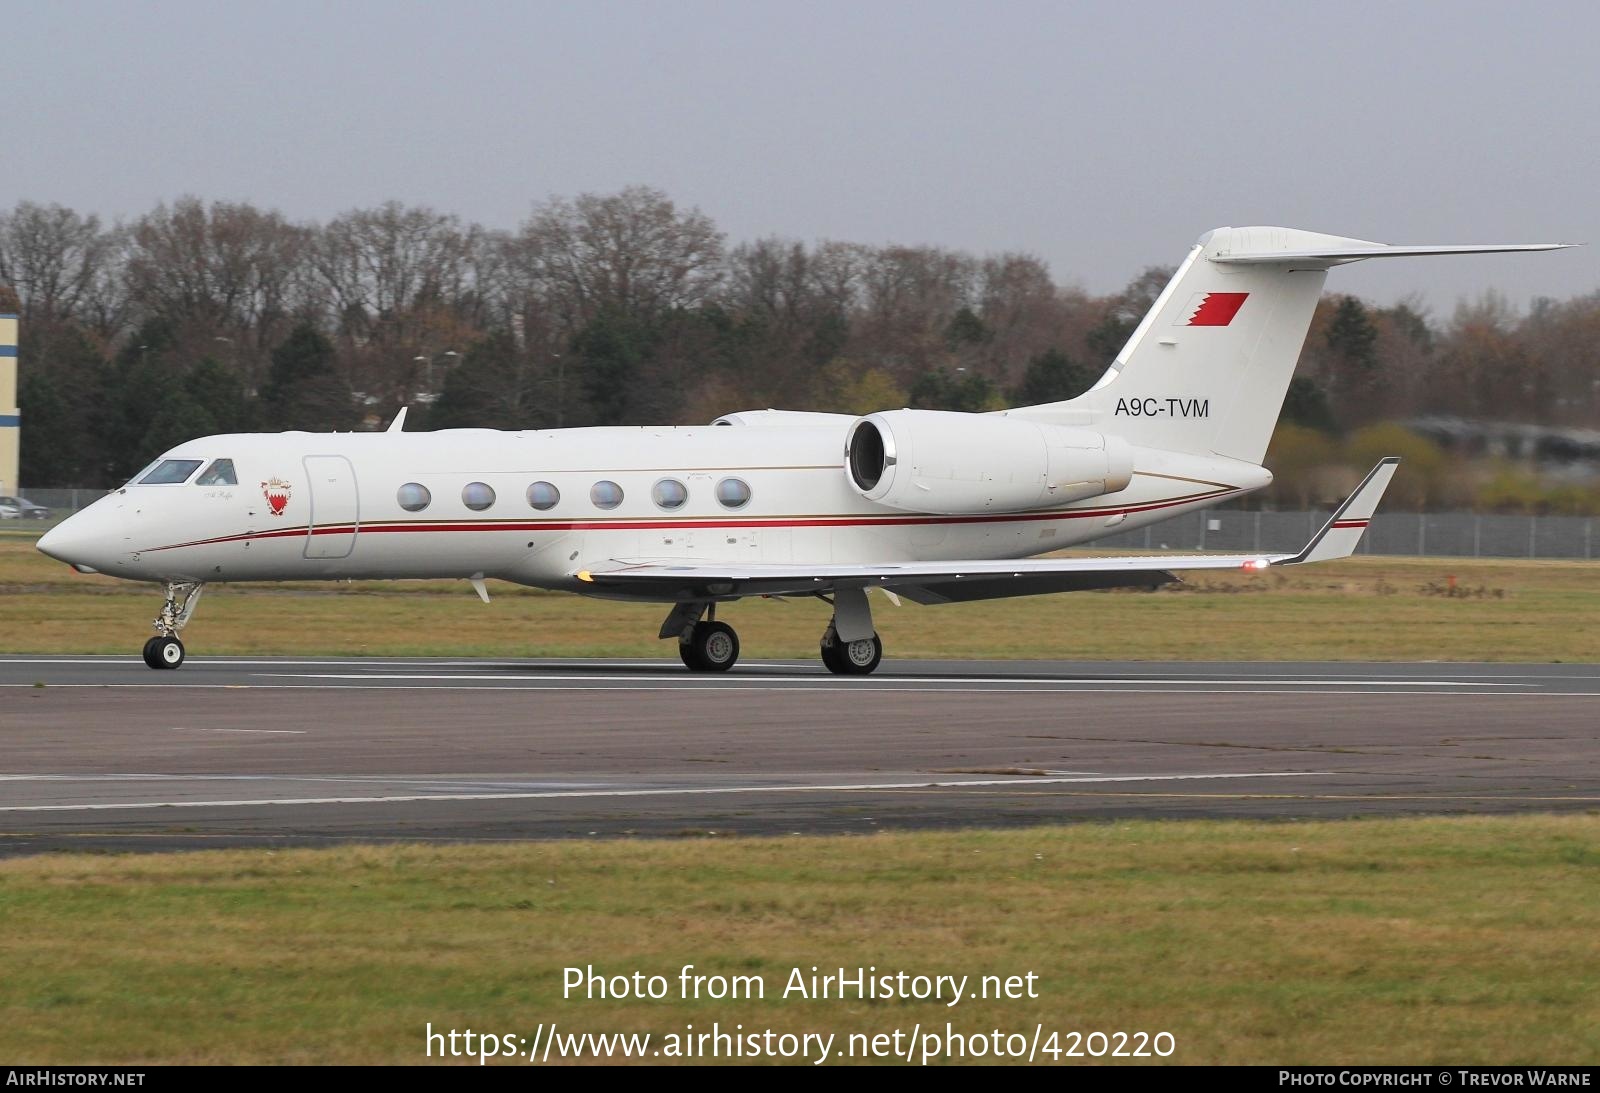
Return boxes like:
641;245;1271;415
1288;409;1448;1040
845;409;1133;514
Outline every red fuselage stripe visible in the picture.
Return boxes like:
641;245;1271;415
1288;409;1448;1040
140;487;1241;553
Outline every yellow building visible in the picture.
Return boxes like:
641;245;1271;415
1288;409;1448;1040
0;312;17;495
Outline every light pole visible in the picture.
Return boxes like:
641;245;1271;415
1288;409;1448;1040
552;352;564;427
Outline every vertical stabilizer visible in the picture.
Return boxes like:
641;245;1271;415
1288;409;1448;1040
1009;227;1571;466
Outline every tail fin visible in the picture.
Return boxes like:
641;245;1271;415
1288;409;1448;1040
1013;227;1571;464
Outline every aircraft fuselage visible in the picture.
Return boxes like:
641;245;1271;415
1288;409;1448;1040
43;422;1267;597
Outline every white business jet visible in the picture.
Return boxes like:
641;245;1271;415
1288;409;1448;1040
37;226;1569;673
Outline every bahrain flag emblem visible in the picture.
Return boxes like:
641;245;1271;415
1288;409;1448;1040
1177;291;1249;326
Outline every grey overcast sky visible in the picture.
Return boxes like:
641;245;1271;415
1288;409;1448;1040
7;0;1597;312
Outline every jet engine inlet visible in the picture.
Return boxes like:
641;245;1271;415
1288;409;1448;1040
847;419;889;491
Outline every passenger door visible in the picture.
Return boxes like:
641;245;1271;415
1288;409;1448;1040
302;455;359;559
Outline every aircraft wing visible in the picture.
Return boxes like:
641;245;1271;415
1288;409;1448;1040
577;459;1400;605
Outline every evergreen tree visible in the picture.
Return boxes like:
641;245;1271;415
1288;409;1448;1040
908;367;996;412
1086;313;1135;364
427;332;536;430
571;308;657;426
1280;375;1338;434
184;357;251;434
260;324;356;431
16;320;106;485
1012;348;1097;406
943;306;990;348
1325;295;1383;418
94;318;185;482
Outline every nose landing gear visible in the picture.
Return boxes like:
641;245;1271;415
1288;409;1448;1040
142;581;204;670
142;635;186;669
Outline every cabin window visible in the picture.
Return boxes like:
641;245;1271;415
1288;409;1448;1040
195;458;238;486
715;477;752;509
462;482;496;511
651;478;688;510
526;481;560;511
397;482;432;512
140;459;204;485
590;480;624;510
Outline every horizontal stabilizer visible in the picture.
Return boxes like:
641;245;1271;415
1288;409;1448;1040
1212;242;1575;266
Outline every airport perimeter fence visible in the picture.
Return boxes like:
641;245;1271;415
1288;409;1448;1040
1095;510;1598;560
10;487;1600;559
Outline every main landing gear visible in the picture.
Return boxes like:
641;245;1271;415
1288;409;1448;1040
658;587;886;676
820;627;882;676
141;581;204;670
661;601;742;672
818;587;882;676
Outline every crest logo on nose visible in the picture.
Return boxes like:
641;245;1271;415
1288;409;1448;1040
261;477;293;516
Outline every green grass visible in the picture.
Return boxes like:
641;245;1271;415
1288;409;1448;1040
4;536;1598;660
1;815;1597;1064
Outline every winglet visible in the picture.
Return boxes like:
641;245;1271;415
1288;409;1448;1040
387;407;409;433
1276;457;1401;565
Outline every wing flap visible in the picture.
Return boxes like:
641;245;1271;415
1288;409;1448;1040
578;553;1262;599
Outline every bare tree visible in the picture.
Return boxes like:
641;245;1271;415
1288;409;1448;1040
124;198;313;386
310;202;486;406
0;201;127;331
975;252;1061;387
516;185;725;331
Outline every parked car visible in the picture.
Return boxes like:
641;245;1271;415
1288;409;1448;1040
0;495;51;520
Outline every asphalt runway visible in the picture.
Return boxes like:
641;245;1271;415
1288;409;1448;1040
2;655;1597;856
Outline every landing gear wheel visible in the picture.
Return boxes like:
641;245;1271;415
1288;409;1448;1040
681;621;739;672
143;635;185;670
678;639;700;671
821;632;882;676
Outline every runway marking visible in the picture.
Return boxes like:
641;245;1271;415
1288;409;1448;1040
5;657;1598;682
254;672;1531;688
0;771;1330;812
8;683;1598;700
1048;791;1600;804
0;774;617;789
166;727;307;735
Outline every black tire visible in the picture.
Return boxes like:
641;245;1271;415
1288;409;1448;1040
684;620;739;672
819;638;844;674
679;637;703;671
823;632;882;676
146;636;185;670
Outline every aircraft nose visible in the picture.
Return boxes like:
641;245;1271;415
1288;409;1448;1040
36;511;101;569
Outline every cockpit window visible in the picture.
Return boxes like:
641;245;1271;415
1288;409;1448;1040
195;459;238;486
139;459;204;485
